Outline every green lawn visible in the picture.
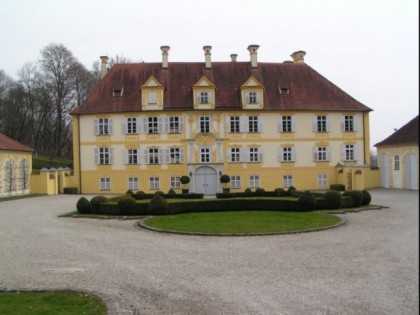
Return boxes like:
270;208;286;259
0;291;107;315
144;211;341;234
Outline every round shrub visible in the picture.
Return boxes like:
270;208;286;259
255;187;265;196
180;176;190;184
361;189;371;206
324;190;342;209
287;186;297;196
343;190;363;207
134;191;145;200
90;195;108;214
148;194;168;215
219;174;230;184
155;191;165;196
76;197;90;214
168;188;177;196
296;191;316;211
125;189;134;196
117;196;136;215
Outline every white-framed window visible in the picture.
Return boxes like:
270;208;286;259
128;177;139;190
128;149;138;164
248;116;259;132
279;147;296;162
200;116;210;133
344;144;355;161
169;148;183;164
231;176;241;189
126;117;137;134
317;116;327;132
199;92;209;104
249;175;260;188
314;146;331;162
95;118;113;135
100;177;111;191
230;116;240;133
170;176;181;189
148;117;158;134
148;148;159;164
317;174;328;187
343;115;355;132
282;116;293;132
283;175;293;188
394;155;400;170
95;147;113;165
149;177;160;190
249;147;262;162
247;92;258;104
229;148;241;162
200;147;211;163
148;91;157;104
169;116;183;133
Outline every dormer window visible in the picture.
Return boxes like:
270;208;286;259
247;92;258;104
240;76;264;109
148;92;157;104
280;88;289;95
199;92;209;104
113;89;122;97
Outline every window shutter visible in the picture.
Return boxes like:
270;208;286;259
208;117;212;132
326;147;331;161
109;148;113;164
312;116;317;132
240;116;248;132
278;148;282;162
158;117;163;133
227;148;232;162
340;116;345;132
313;147;317;161
258;116;263;132
258;147;263;162
208;92;212;103
246;93;250;104
291;116;297;132
353;116;358;132
225;116;230;132
94;148;99;164
291;147;296;162
354;144;360;161
277;116;282;132
326;117;331;132
122;118;127;134
136;150;141;164
144;149;150;164
94;119;99;135
108;118;113;134
140;117;148;134
241;148;249;162
179;148;184;163
178;116;184;133
340;144;345;161
256;92;260;103
123;150;128;164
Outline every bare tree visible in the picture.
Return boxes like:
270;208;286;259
3;159;17;194
18;159;30;191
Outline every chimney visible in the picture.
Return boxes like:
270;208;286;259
160;45;170;68
291;51;306;63
100;56;109;79
247;45;259;68
203;45;212;69
230;54;238;62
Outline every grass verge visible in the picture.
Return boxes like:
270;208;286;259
0;290;107;315
143;211;341;234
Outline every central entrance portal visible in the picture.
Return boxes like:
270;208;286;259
194;166;217;195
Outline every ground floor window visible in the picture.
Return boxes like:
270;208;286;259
394;155;400;170
249;175;260;188
149;177;160;190
170;176;181;189
283;175;293;188
100;177;111;191
231;175;241;189
128;177;139;190
317;174;328;187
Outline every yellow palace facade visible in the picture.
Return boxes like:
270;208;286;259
71;45;378;195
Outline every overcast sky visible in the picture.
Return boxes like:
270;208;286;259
0;0;418;149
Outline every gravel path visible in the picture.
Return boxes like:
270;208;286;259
0;189;418;315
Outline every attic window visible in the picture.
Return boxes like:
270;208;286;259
113;89;122;97
280;88;289;95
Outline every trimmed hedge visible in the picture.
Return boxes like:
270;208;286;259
324;190;342;209
343;190;363;207
90;196;108;214
296;191;317;211
361;189;371;206
148;194;168;215
117;196;136;215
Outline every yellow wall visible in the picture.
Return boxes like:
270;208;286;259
71;110;377;194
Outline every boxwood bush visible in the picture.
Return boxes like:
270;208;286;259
90;196;108;214
361;189;371;206
76;197;90;213
324;190;342;209
296;191;316;211
343;190;363;207
148;194;168;215
117;196;137;215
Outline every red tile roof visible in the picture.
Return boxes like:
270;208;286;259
375;115;419;147
72;61;372;114
0;133;33;152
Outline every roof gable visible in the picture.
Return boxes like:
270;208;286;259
0;133;33;152
193;76;215;88
375;115;419;147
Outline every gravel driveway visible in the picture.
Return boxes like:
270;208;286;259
0;189;418;315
